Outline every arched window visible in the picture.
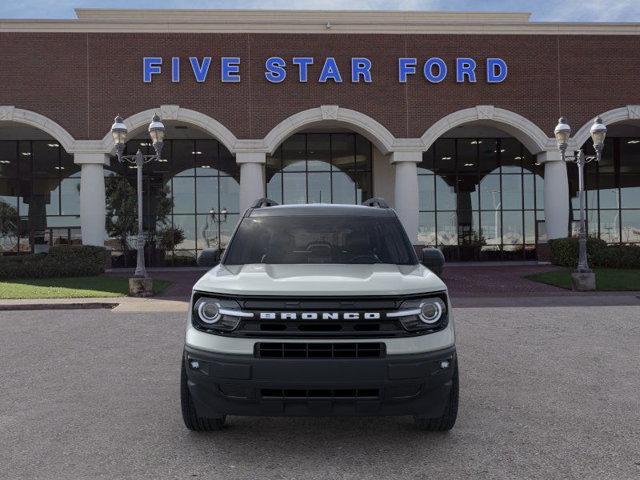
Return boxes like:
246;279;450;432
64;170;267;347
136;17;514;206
418;137;544;261
0;139;80;253
107;137;239;267
569;135;640;244
266;133;372;205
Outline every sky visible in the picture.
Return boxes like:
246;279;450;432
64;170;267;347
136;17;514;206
0;0;639;22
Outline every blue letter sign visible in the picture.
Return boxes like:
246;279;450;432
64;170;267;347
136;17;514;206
143;55;508;84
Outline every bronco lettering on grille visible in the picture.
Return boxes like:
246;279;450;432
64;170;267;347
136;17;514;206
258;312;381;320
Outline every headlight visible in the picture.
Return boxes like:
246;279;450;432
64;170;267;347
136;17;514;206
391;295;448;332
419;298;445;324
192;295;249;332
195;298;221;324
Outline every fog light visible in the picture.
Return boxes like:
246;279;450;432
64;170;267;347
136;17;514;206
440;360;450;369
190;360;200;370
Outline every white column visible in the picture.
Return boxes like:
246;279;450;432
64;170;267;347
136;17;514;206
391;150;421;244
237;152;266;213
75;153;109;246
538;151;569;240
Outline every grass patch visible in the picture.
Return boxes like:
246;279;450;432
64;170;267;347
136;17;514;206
0;276;172;299
526;268;640;291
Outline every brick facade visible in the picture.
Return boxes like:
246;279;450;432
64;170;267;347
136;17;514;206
1;32;638;142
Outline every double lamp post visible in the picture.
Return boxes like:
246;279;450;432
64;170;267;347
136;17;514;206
110;114;165;296
553;116;607;290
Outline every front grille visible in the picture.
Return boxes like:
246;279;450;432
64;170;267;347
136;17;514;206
261;388;380;399
233;296;413;338
239;319;404;338
256;342;385;359
192;292;448;338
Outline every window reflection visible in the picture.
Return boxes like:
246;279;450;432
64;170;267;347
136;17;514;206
0;140;80;253
265;133;372;206
106;138;239;267
569;136;640;245
418;137;543;260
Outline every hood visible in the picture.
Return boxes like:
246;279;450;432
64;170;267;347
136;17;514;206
193;263;447;297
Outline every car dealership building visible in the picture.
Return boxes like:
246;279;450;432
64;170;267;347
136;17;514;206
0;9;639;265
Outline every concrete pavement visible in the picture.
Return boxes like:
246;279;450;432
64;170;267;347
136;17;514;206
1;305;639;479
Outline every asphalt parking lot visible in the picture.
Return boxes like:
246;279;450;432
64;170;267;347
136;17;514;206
1;305;639;480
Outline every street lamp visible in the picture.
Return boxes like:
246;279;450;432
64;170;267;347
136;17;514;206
553;116;607;288
210;207;228;224
111;114;165;285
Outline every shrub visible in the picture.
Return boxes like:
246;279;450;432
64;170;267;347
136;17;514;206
549;237;607;267
594;245;640;269
0;245;107;280
549;237;640;269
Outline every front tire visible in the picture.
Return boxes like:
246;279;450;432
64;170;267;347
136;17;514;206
181;360;226;431
414;360;459;431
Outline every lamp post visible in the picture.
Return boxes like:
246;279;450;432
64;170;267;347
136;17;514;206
111;114;165;294
553;116;607;290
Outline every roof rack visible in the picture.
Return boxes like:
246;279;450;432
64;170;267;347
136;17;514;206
361;197;389;209
250;198;279;208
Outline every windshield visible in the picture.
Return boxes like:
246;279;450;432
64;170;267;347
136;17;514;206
223;214;418;265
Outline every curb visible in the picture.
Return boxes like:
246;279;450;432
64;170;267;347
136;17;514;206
0;302;119;311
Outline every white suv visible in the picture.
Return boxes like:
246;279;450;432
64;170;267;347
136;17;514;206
181;199;457;431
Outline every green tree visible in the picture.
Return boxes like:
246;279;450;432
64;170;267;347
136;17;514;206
105;176;173;251
0;200;19;250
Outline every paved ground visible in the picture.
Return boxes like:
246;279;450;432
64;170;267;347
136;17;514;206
1;306;639;480
107;265;570;303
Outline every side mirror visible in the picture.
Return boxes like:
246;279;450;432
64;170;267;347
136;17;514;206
421;247;445;277
197;248;221;267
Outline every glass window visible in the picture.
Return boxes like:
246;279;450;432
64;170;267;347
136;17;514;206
224;214;417;266
500;138;522;173
478;139;498;175
435;139;455;175
620;138;640;173
621;210;640;243
620;175;640;208
268;133;372;206
599;210;620;243
418;211;436;246
419;147;435;174
282;173;307;204
307;172;331;203
60;177;80;215
331;134;355;172
435;176;456;211
172;140;195;176
219;177;240;213
355;134;371;172
456;176;479;210
332;172;357;204
282;135;306;172
502;210;523;246
195;177;219;214
501;175;523;210
266;172;283;204
436;211;458;245
419;174;435;211
457;139;478;172
307;134;331;171
419;136;542;259
0;141;18;178
171;177;195;214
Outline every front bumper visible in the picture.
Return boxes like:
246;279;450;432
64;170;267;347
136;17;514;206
184;345;456;417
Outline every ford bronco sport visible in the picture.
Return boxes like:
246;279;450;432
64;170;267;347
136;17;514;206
181;198;457;431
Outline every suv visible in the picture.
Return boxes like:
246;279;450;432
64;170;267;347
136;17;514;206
181;199;457;431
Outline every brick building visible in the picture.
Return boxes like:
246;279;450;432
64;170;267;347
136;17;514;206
0;9;639;265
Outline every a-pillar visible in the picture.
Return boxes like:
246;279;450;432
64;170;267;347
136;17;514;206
75;153;109;246
538;151;569;240
237;152;266;213
391;150;422;243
